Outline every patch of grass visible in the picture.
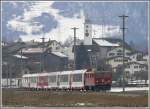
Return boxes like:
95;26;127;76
2;89;148;107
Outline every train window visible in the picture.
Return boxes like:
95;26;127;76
30;77;36;83
73;74;82;82
88;74;91;78
60;75;68;82
87;74;89;78
48;76;56;83
39;76;48;83
25;77;28;82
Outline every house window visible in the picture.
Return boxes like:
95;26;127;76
114;59;118;62
126;52;130;56
117;49;122;52
134;66;138;68
125;71;130;76
109;53;115;56
114;59;121;62
124;59;128;62
86;25;88;28
126;65;130;68
139;66;144;68
117;53;122;56
134;71;139;74
56;47;60;50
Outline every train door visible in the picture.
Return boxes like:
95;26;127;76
37;76;48;89
17;78;22;88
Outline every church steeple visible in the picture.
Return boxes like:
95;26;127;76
84;14;92;45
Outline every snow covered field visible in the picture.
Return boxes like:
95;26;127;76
110;87;149;92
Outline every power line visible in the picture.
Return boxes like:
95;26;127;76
119;14;128;92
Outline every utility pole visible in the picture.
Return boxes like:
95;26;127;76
20;48;23;76
40;35;46;72
119;14;128;92
71;27;78;70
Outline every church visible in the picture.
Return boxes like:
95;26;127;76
74;16;122;70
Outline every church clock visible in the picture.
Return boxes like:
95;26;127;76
85;32;89;37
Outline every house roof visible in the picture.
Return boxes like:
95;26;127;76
124;61;147;66
13;54;28;59
100;38;135;51
107;46;131;53
22;47;47;53
51;52;67;58
129;51;143;56
72;44;99;52
107;56;131;60
93;38;120;47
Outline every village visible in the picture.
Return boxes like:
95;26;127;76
2;16;148;88
2;1;149;108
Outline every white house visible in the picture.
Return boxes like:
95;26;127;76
128;52;148;65
141;54;149;64
106;56;131;72
143;54;148;61
47;40;63;53
107;47;132;58
129;52;143;61
63;46;74;60
1;41;8;47
124;62;148;80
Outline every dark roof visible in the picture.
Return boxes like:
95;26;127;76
124;61;147;66
107;56;131;60
50;52;67;58
129;51;144;56
72;44;99;53
2;42;26;57
22;47;48;54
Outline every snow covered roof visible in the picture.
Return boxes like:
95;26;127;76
22;48;47;53
13;54;28;59
93;39;119;47
51;52;67;58
124;61;147;66
107;56;131;60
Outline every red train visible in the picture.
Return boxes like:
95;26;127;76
22;69;112;91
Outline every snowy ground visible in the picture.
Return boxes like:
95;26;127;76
110;87;149;92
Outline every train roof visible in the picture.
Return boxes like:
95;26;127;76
22;69;87;77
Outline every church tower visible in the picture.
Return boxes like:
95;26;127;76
84;16;92;45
